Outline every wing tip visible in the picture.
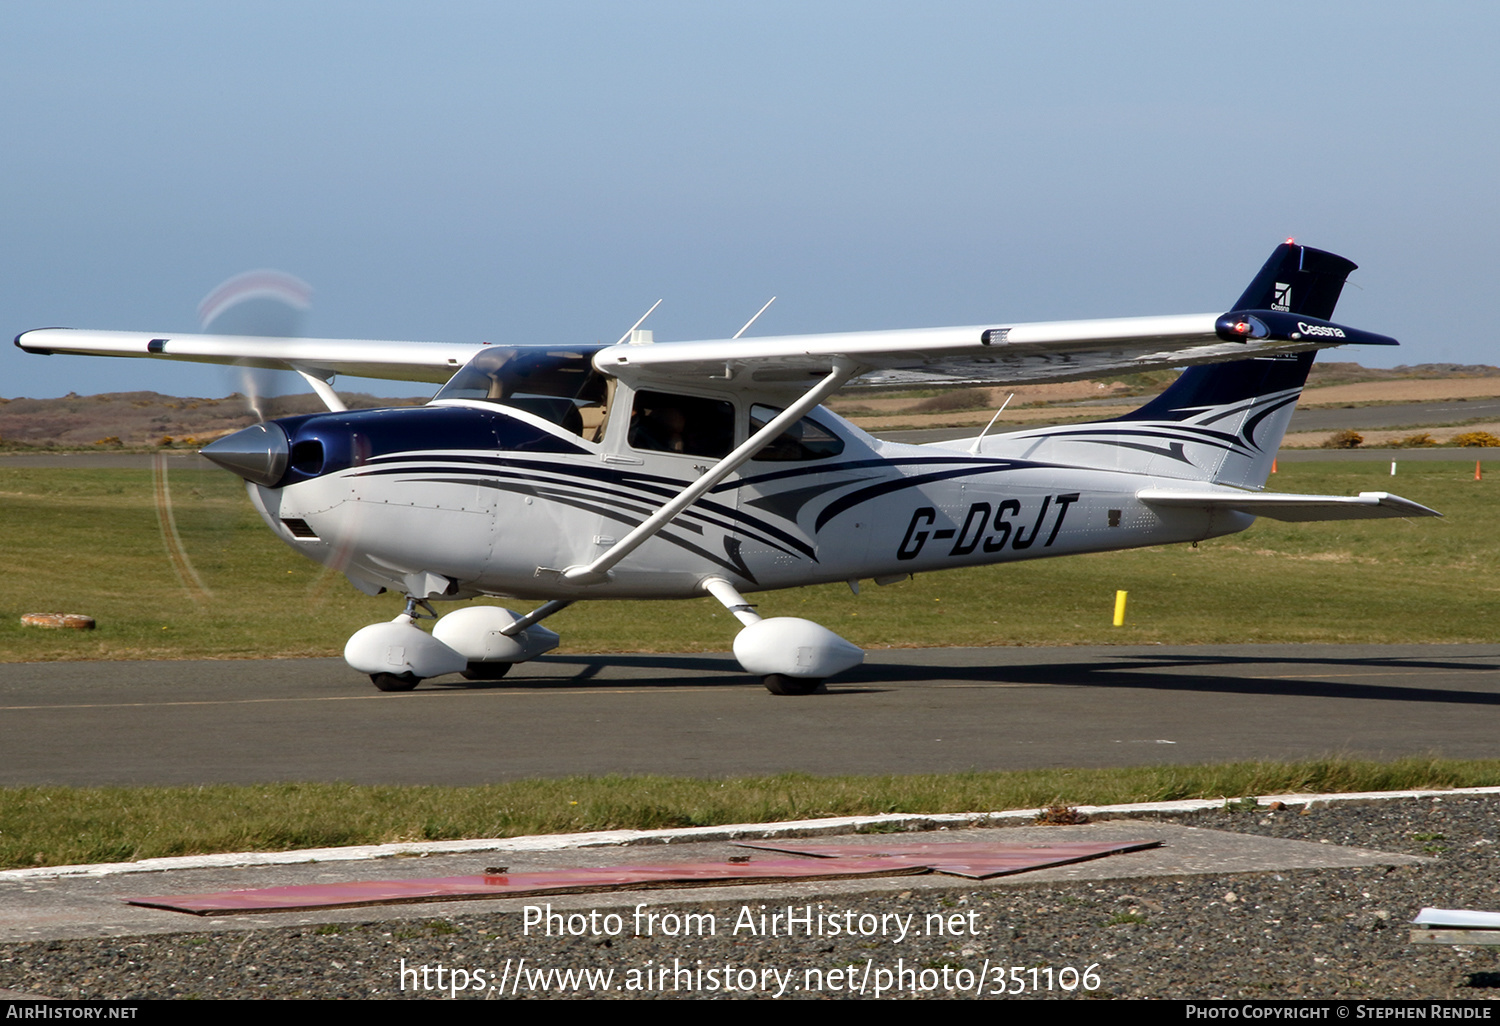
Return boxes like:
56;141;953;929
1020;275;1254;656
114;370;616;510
14;327;73;353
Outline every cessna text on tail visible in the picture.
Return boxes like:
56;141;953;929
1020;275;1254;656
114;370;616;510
16;242;1438;694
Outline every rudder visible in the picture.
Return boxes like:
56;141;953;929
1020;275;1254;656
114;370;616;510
1230;241;1357;320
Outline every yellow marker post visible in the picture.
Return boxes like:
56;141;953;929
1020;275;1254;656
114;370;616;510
1113;590;1128;627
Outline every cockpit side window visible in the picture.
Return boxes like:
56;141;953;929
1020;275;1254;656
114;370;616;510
748;404;845;461
628;390;735;458
433;347;608;438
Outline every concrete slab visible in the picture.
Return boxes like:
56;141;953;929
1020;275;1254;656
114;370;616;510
0;821;1426;944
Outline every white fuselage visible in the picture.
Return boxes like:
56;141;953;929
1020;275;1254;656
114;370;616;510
246;391;1248;603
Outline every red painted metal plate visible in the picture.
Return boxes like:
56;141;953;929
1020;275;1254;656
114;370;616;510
128;857;930;915
128;838;1161;914
732;840;1162;878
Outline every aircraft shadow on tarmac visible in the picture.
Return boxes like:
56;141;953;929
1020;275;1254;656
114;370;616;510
425;650;1500;707
421;652;759;690
847;652;1500;707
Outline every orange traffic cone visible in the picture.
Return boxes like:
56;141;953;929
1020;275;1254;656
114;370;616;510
1477;461;1483;481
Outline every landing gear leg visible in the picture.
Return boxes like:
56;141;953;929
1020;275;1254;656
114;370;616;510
701;577;863;695
403;595;438;620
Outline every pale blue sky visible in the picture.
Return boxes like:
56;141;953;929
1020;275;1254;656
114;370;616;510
3;2;1496;397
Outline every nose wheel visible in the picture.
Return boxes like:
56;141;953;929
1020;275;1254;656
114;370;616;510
346;599;565;692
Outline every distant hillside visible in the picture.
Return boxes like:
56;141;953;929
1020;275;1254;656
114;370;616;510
0;391;425;449
1307;362;1500;385
3;362;1498;450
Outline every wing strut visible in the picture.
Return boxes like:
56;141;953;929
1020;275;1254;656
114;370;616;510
561;358;858;585
499;599;573;638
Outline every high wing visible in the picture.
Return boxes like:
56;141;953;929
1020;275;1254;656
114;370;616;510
594;242;1396;390
1138;489;1440;522
594;311;1393;392
16;307;1395;395
14;328;484;385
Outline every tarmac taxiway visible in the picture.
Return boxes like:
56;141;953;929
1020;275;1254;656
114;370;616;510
2;644;1496;786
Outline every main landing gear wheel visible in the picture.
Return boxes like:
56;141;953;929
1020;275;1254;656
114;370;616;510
461;662;513;681
370;672;420;692
762;674;825;696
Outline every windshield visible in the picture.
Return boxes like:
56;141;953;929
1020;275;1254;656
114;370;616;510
434;346;609;436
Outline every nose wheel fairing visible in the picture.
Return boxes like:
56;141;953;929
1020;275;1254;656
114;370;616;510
344;606;561;688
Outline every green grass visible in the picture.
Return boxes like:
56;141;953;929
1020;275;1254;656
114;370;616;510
0;460;1491;661
1;756;1496;869
0;466;410;661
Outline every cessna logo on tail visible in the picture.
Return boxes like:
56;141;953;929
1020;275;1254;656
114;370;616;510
1297;321;1346;338
1272;282;1291;311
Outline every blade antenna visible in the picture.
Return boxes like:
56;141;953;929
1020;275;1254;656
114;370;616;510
731;296;777;339
615;299;663;345
968;393;1015;455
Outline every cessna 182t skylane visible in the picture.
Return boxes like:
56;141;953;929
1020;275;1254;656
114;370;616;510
17;242;1438;694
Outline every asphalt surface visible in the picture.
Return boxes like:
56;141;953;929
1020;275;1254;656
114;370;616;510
1290;397;1500;431
2;645;1497;786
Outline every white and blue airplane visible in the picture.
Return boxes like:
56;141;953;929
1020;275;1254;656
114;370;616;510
16;242;1438;693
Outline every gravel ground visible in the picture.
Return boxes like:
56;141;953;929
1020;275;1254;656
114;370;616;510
3;795;1499;1000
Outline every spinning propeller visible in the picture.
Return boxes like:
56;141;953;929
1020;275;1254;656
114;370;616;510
199;270;315;422
152;270;329;604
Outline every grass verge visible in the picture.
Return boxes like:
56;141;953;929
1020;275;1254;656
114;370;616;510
3;757;1496;869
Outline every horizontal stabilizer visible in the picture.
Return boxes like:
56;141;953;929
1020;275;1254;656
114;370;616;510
1137;489;1441;522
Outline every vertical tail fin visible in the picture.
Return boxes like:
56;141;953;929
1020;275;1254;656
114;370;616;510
1230;241;1357;320
1112;242;1359;488
1113;348;1315;488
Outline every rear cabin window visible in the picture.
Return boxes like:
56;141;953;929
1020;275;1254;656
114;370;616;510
749;404;845;461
